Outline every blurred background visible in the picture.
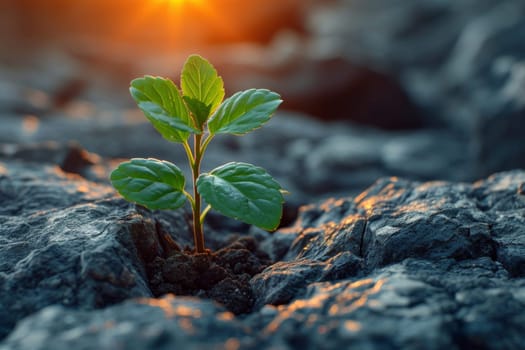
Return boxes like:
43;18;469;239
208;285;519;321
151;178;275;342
1;0;525;222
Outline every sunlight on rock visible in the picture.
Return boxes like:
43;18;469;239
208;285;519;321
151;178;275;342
343;320;362;333
224;338;241;350
319;198;348;212
44;166;113;200
137;296;203;319
178;318;195;334
91;164;109;179
175;305;202;318
355;182;406;215
416;181;449;191
327;278;386;315
24;89;50;109
484;176;517;192
22;115;40;135
75;184;90;194
265;291;331;334
393;198;447;216
217;312;235;321
0;162;8;176
340;213;362;226
64;101;96;119
263;278;387;337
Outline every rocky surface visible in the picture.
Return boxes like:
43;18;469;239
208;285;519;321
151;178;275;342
0;159;270;340
0;160;153;339
308;0;525;175
2;0;525;349
0;105;471;226
1;156;524;349
219;55;424;130
253;171;525;308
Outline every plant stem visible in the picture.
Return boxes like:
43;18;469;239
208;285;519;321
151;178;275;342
200;205;212;224
191;133;206;253
182;141;195;167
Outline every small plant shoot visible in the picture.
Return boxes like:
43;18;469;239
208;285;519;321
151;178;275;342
110;55;284;253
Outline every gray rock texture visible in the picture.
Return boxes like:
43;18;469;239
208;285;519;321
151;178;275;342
1;296;246;350
1;1;525;348
253;171;525;309
1;158;524;349
308;0;525;175
0;109;471;227
0;159;191;339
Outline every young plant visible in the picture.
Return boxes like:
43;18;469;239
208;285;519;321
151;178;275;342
110;54;284;253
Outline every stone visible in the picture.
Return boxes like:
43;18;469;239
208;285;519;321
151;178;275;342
254;258;525;350
1;158;525;349
0;159;168;339
276;171;525;274
308;0;525;175
0;110;474;225
1;295;247;350
220;55;423;130
251;170;525;328
2;2;525;346
0;156;269;341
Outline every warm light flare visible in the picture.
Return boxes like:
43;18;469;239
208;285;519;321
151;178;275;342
118;0;233;49
154;0;205;10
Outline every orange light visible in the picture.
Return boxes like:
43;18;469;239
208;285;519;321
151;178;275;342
154;0;204;9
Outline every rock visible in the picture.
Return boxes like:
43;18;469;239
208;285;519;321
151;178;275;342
0;110;473;225
0;156;268;340
411;2;525;176
1;158;525;348
255;258;525;350
280;171;524;273
3;260;524;349
308;0;525;175
308;0;462;72
1;295;248;350
3;2;525;345
252;170;525;314
220;55;423;130
0;159;178;339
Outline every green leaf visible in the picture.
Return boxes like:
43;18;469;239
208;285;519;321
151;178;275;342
130;76;198;143
183;96;211;129
197;162;284;230
110;158;187;210
181;54;224;125
208;89;282;135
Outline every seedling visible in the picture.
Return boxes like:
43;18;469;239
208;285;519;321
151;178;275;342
110;54;284;253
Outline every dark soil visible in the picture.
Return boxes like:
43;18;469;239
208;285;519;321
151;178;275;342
145;236;271;315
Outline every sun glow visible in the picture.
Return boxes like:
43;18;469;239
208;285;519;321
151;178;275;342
156;0;204;9
115;0;237;47
99;0;268;56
